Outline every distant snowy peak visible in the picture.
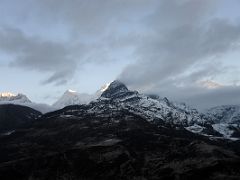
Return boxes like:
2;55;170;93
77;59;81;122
0;92;31;103
53;81;124;109
0;92;55;113
0;92;16;97
53;90;95;109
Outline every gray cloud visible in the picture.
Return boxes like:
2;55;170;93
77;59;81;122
118;0;240;109
166;85;240;111
0;27;78;85
34;0;156;35
0;0;155;85
120;20;240;86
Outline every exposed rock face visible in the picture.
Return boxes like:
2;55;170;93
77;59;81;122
101;80;129;98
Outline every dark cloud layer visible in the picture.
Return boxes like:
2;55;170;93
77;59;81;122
120;1;240;86
118;0;240;109
0;27;78;85
0;0;155;85
159;85;240;111
35;0;154;34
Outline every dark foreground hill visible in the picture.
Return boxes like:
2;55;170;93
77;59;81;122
0;104;41;134
0;103;240;180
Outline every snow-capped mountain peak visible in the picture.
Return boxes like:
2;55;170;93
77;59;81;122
108;80;128;90
53;81;117;109
0;92;31;103
101;80;129;98
100;83;111;92
0;92;16;97
66;89;77;93
53;90;94;109
92;81;208;127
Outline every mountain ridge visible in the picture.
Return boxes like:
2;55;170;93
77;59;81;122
1;80;240;139
0;92;55;113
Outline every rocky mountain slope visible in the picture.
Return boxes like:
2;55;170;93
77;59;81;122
206;105;240;124
93;81;238;139
101;81;208;126
1;102;240;179
205;105;240;139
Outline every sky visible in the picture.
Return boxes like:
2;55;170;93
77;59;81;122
0;0;240;110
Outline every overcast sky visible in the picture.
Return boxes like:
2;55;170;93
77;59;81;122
0;0;240;110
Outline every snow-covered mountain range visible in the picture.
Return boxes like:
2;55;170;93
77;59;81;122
1;80;240;139
50;80;239;139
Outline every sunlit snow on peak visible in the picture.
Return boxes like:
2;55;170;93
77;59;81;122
0;92;16;97
100;83;111;92
67;89;77;93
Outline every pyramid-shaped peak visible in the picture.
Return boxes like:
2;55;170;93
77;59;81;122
108;80;128;90
101;80;129;98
